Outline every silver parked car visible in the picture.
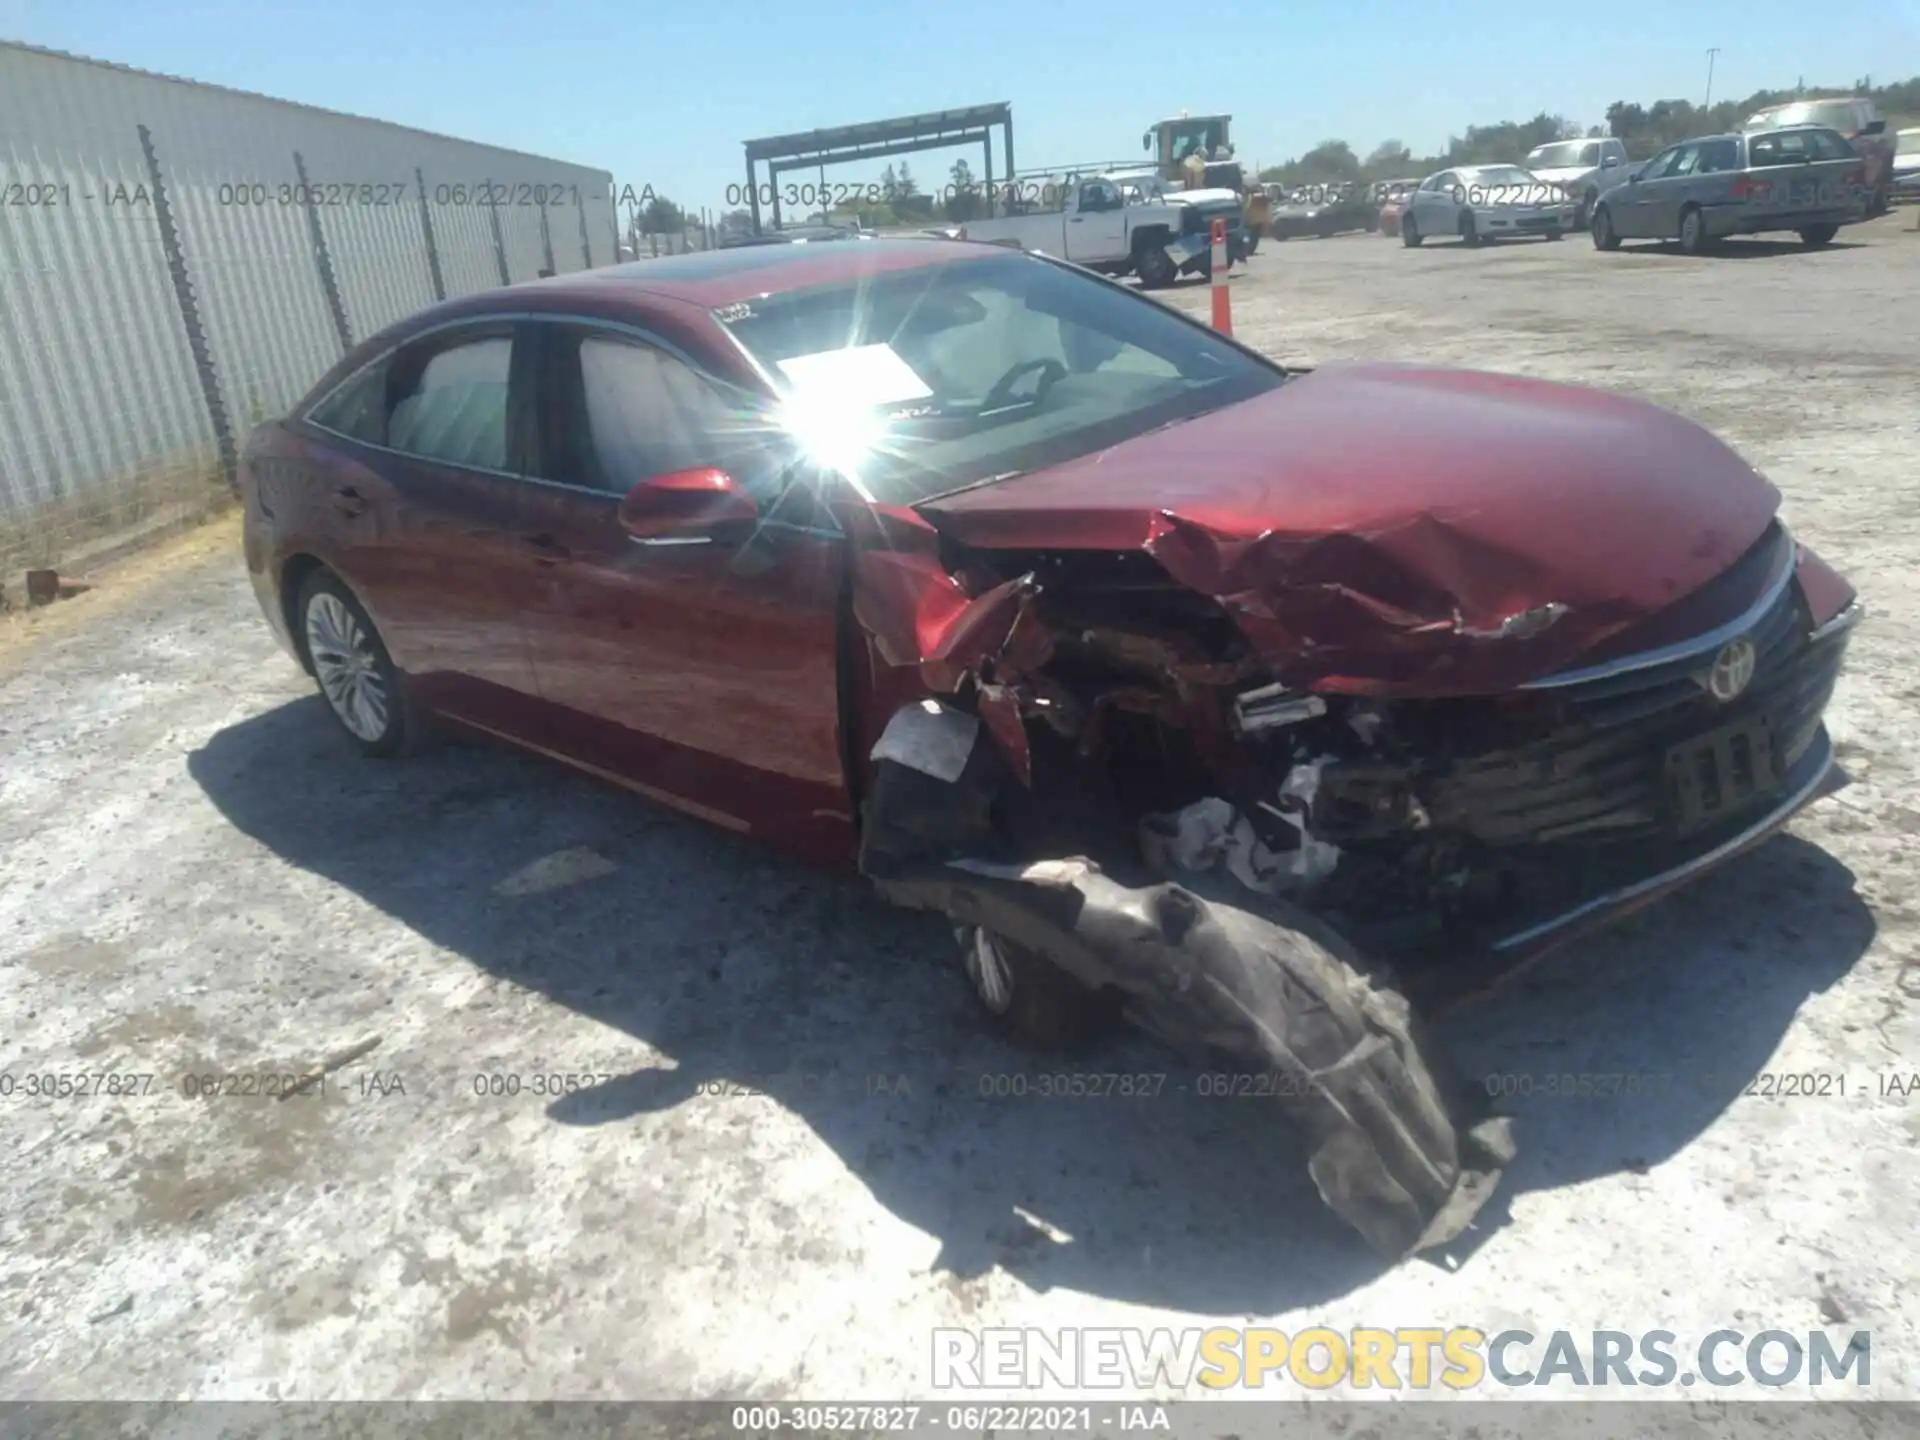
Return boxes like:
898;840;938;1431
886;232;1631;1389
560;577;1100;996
1590;127;1869;254
1523;137;1633;228
1399;164;1578;247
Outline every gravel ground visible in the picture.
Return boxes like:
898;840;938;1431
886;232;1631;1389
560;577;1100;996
3;211;1918;1411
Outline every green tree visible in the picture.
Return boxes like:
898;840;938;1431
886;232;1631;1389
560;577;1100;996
946;158;979;221
638;194;685;234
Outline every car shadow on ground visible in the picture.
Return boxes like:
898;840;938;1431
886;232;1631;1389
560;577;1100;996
189;698;1877;1311
1615;237;1870;258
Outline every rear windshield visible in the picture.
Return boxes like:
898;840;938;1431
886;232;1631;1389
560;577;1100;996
1751;101;1858;132
716;252;1284;505
1899;130;1920;156
1746;127;1857;167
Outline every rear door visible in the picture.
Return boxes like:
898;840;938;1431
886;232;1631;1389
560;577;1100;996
515;320;852;851
301;321;546;734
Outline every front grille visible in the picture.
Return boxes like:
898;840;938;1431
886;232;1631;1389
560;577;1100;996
1420;611;1844;848
1562;574;1806;730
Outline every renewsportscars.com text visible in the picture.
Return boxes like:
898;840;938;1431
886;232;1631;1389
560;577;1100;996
931;1326;1873;1392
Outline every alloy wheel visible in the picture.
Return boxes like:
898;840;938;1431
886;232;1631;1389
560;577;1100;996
305;591;390;743
960;925;1014;1013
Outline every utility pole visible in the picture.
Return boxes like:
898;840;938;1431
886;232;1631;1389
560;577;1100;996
1704;48;1720;111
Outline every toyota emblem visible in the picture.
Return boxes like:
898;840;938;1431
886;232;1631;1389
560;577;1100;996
1707;638;1757;702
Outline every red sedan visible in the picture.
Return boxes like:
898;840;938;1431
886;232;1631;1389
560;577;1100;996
241;238;1861;1259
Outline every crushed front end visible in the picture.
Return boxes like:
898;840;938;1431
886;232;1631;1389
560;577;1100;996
849;499;1859;1259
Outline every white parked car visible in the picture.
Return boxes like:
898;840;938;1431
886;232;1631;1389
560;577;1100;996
1522;137;1632;228
1400;164;1578;247
1891;127;1920;204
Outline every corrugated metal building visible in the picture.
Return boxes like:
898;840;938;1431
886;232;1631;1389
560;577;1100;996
0;41;618;574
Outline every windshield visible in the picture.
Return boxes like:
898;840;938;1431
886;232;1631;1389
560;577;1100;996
716;253;1283;504
1526;142;1600;169
1750;101;1856;132
1466;165;1539;188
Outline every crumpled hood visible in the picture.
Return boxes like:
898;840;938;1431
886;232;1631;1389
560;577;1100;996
916;362;1781;695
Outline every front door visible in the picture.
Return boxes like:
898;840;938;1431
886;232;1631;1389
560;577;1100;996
515;321;852;854
1066;180;1128;263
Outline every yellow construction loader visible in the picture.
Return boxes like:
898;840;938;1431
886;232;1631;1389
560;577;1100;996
1142;113;1272;238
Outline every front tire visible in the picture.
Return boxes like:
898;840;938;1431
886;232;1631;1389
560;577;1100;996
1458;211;1482;246
1401;213;1423;247
958;923;1118;1051
1133;242;1177;289
1592;204;1621;250
297;570;419;758
1799;223;1839;247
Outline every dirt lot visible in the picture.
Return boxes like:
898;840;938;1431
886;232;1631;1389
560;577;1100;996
4;212;1919;1409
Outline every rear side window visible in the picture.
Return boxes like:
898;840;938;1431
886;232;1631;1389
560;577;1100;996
387;336;513;471
308;361;389;445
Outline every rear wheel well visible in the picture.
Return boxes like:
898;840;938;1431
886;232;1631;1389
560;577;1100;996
280;554;326;674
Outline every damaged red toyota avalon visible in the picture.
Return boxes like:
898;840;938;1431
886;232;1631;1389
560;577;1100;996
240;238;1862;1260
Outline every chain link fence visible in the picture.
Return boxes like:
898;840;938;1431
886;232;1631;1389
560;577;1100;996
0;42;617;580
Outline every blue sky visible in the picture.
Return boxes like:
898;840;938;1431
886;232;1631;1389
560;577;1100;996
6;0;1917;217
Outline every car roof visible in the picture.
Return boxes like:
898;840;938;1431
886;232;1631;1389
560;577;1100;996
474;237;997;311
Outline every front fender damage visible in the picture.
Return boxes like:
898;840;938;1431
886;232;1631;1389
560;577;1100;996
857;699;1514;1259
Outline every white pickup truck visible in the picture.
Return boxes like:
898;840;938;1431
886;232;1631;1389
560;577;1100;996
957;173;1213;288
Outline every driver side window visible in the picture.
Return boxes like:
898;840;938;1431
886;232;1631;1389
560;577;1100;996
1640;147;1680;181
1079;181;1120;212
531;327;779;501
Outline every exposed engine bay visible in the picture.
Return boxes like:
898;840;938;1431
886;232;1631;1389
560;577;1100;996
851;515;1853;1258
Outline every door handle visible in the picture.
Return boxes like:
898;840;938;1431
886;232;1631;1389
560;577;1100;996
332;486;367;518
524;532;571;564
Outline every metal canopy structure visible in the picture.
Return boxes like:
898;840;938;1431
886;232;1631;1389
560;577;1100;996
742;102;1014;233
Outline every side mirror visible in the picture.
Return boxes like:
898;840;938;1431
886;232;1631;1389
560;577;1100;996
1601;155;1620;167
1861;119;1886;135
617;467;759;544
1142;133;1152;152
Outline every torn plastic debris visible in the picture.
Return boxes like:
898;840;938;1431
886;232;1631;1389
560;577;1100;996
1140;794;1339;896
857;699;1514;1258
870;698;979;783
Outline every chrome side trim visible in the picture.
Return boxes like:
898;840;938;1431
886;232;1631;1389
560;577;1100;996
1808;599;1866;644
1489;726;1834;953
1519;526;1797;691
